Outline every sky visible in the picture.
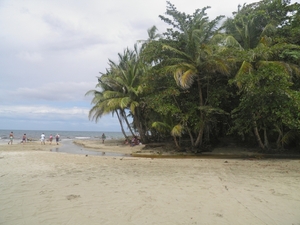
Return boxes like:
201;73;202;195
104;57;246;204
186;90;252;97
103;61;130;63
0;0;298;132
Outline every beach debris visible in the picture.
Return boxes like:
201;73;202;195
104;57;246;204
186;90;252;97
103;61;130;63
85;154;88;157
224;161;228;163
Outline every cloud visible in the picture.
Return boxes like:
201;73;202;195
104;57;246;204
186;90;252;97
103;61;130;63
0;105;88;120
41;13;110;52
7;81;96;102
17;51;43;62
0;104;122;131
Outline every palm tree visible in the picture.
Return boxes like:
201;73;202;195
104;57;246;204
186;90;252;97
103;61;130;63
137;25;162;49
155;3;232;150
86;45;152;143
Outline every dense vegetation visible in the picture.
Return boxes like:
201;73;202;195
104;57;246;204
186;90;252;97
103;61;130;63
86;0;300;153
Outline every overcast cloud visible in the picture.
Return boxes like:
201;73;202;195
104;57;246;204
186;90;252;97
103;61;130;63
1;0;297;132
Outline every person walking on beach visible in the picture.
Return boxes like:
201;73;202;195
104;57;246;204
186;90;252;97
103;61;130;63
22;134;27;144
41;133;45;145
8;131;14;145
55;134;60;145
49;134;53;145
101;133;106;143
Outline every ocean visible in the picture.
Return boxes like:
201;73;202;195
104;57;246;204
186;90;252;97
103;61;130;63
0;129;128;143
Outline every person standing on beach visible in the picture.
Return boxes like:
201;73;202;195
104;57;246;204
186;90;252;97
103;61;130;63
55;134;60;145
41;133;45;145
8;131;14;144
49;134;53;145
101;133;106;143
22;134;27;144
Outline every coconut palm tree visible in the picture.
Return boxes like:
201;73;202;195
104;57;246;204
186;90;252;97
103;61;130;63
154;3;233;150
86;74;131;139
87;45;152;143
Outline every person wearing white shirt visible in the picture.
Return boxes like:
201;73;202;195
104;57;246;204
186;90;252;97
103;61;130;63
41;133;45;145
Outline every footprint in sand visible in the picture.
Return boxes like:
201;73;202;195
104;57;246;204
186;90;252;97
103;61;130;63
66;194;81;200
270;189;286;196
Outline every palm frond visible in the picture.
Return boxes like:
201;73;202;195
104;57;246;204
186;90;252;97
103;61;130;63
162;44;192;60
152;121;171;133
171;124;183;137
235;61;253;89
129;101;139;115
175;68;197;89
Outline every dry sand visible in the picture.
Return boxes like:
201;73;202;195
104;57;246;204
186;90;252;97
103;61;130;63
0;141;300;225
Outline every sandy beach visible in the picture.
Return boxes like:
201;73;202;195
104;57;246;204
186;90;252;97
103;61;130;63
0;141;300;225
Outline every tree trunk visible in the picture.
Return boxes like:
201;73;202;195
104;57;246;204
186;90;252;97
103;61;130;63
252;118;265;149
263;127;269;149
194;78;205;149
186;127;194;146
133;108;148;143
173;136;180;149
194;127;204;150
115;110;128;139
275;125;283;150
121;109;135;136
136;121;147;143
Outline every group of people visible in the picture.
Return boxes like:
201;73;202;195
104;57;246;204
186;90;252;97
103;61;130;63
123;136;140;147
40;133;60;145
7;131;140;147
7;131;60;145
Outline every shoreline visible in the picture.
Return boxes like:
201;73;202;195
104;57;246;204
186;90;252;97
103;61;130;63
2;138;300;160
73;139;300;160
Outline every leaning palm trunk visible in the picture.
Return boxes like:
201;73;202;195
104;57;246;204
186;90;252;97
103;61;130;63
186;127;195;147
115;110;128;139
194;79;205;150
133;109;148;143
124;114;144;141
195;126;205;145
275;125;283;150
252;115;265;149
173;136;180;148
120;109;135;136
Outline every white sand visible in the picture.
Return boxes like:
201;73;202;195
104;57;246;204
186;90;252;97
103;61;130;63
0;142;300;225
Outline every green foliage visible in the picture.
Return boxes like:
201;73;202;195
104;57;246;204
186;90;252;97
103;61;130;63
230;63;300;147
87;0;300;150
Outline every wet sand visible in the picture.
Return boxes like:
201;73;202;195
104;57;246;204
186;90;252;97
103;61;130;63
0;141;300;224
